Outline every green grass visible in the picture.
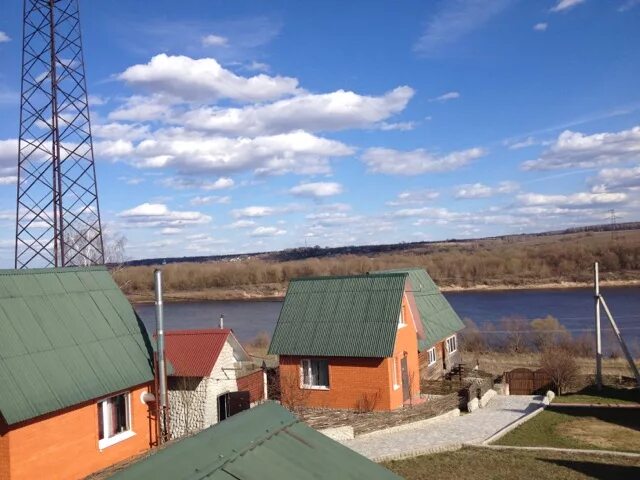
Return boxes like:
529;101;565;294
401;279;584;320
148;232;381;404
553;386;640;405
495;409;640;453
383;447;640;480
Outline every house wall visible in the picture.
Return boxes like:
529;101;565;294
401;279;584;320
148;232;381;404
387;296;421;409
4;384;154;480
167;377;207;439
167;339;253;439
419;334;461;380
236;370;265;404
278;295;420;412
0;416;9;480
279;355;392;411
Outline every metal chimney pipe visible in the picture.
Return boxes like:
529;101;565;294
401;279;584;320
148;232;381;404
154;269;168;438
219;313;224;329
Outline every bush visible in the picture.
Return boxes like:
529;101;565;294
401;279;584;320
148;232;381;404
540;347;579;395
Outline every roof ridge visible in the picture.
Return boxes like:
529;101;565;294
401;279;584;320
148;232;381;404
164;329;231;335
290;272;408;282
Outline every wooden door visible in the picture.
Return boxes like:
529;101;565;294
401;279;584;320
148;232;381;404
506;368;534;395
401;357;411;402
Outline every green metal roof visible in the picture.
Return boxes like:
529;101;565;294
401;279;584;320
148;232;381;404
268;273;407;358
107;402;400;480
378;268;464;350
0;267;155;425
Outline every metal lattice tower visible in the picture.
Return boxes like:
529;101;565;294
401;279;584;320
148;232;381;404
15;0;104;268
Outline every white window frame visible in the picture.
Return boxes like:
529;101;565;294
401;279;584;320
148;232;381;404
300;359;330;390
398;307;406;329
426;347;437;366
446;335;457;354
392;356;400;390
98;392;135;450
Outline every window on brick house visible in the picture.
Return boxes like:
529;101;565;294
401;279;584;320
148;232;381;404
427;347;437;366
398;307;406;328
98;392;133;449
392;356;400;389
301;359;329;389
446;335;457;354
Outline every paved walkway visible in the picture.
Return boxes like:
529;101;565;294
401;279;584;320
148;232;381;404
342;395;544;461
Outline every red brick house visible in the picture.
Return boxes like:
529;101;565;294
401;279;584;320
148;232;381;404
269;273;421;411
0;267;157;480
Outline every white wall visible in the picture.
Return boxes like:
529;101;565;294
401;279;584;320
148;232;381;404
168;338;253;439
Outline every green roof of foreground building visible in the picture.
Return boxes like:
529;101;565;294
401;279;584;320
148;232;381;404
268;273;408;358
107;402;401;480
377;268;464;350
0;267;155;425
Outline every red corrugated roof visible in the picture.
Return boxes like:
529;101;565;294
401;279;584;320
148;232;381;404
163;329;231;377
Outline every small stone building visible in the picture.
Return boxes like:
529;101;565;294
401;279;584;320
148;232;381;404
164;329;262;439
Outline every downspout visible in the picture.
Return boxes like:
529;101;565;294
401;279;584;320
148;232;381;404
154;269;169;442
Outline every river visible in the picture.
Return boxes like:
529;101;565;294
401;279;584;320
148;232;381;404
135;286;640;356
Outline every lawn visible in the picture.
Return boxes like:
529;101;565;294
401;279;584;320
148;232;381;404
552;385;640;405
383;447;640;480
495;408;640;453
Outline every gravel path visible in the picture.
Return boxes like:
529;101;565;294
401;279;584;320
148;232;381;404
342;395;544;461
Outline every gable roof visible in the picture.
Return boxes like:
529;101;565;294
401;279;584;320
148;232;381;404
107;402;400;480
268;273;407;358
377;268;464;350
164;329;242;377
0;267;154;426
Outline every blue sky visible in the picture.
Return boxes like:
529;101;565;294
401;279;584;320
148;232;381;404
1;0;639;264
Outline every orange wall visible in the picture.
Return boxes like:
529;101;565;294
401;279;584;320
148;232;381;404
4;384;155;480
279;294;420;411
0;417;8;480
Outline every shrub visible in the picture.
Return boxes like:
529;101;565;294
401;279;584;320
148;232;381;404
540;346;579;395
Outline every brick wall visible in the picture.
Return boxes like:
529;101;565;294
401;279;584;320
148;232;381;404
5;384;154;480
0;416;9;480
236;369;264;404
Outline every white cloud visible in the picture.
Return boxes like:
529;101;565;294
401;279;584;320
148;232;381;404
246;61;270;72
516;192;627;209
0;176;16;185
159;176;235;190
429;91;460;102
0;139;18;184
161;227;182;235
522;125;640;170
593;166;640;191
289;182;343;198
386;190;440;206
550;0;586;13
178;86;414;136
118;54;299;102
118;176;145;185
361;146;486;175
506;136;538;149
533;23;548;31
454;181;519;199
117;203;211;227
229;220;257;229
250;226;286;237
106;130;353;176
108;94;177;122
0;32;10;43
376;121;416;131
93;122;150;141
414;0;513;55
190;195;231;205
201;34;228;47
94;139;135;158
232;206;276;218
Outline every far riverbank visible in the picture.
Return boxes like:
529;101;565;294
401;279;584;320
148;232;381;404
125;278;640;304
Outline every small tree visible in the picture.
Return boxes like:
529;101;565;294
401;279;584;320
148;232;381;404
531;315;570;351
279;369;311;412
500;317;530;353
540;347;579;395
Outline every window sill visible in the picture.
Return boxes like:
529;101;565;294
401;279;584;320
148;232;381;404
301;385;330;391
427;361;436;367
393;384;400;390
99;430;135;450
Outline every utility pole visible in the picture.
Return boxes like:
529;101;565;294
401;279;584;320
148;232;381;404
594;262;602;390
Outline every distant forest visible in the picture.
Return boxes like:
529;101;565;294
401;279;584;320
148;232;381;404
113;224;640;298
